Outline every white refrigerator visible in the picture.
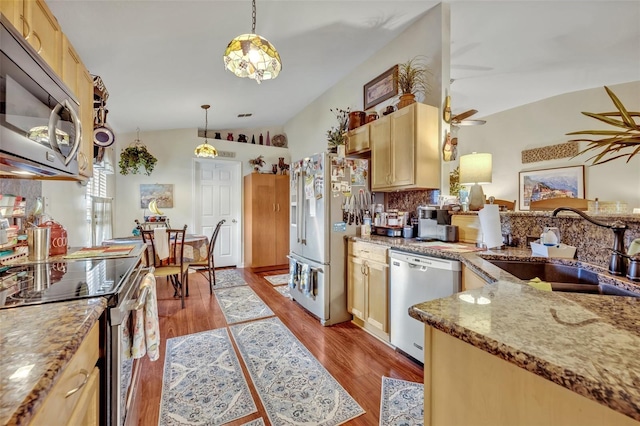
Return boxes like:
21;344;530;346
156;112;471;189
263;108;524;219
289;152;370;325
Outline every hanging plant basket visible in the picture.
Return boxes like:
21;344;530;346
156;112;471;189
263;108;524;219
119;130;157;176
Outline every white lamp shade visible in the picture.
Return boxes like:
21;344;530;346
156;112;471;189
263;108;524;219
459;152;492;184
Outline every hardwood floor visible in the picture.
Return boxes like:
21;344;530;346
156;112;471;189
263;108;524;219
128;268;424;425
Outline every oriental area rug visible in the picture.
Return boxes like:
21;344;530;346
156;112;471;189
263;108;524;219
212;269;248;289
264;273;290;286
214;285;274;324
379;377;424;426
229;317;365;425
158;328;257;425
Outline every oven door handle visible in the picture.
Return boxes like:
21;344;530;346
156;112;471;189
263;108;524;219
128;267;155;311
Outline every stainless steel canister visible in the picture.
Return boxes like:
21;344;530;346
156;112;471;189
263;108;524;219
27;227;50;261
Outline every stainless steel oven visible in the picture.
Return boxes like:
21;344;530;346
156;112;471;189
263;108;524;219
0;14;81;177
0;253;147;426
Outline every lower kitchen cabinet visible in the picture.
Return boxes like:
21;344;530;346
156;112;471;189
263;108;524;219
424;326;638;426
461;264;487;290
244;173;290;270
347;241;390;342
30;322;100;426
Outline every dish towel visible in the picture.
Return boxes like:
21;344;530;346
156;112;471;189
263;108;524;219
528;277;552;292
288;257;298;289
131;273;161;361
154;227;169;260
300;263;310;296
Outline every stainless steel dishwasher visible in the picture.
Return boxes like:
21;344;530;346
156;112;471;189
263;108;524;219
390;250;461;362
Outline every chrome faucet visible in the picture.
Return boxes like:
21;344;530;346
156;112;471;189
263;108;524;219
552;207;628;276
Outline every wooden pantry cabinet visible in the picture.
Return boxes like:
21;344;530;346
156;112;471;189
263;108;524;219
0;0;62;74
371;102;440;191
244;173;290;271
347;241;390;342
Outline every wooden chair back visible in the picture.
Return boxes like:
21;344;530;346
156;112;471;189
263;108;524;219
135;218;170;230
140;225;188;269
207;220;226;260
491;199;516;211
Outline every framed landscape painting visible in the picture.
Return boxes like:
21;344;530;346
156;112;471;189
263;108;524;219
519;165;585;211
363;65;398;110
140;184;174;208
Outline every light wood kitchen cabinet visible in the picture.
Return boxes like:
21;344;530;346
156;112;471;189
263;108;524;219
424;326;638;426
370;102;440;191
461;263;487;291
346;125;370;155
244;173;290;271
61;35;94;178
30;322;100;426
0;0;62;74
347;241;390;342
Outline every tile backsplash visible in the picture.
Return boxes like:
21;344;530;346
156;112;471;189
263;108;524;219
0;179;42;220
387;189;439;217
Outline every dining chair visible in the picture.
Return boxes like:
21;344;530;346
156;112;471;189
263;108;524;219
190;220;226;294
140;225;189;308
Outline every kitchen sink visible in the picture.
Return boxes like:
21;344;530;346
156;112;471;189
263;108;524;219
486;259;640;297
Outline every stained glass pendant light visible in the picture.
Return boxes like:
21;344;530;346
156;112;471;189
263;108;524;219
223;0;281;84
194;105;218;158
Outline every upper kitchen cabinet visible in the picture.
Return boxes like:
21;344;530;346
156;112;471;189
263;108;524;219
62;35;94;178
0;0;62;74
345;125;370;155
371;103;440;191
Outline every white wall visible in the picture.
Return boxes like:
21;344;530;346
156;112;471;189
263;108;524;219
41;180;90;247
455;81;640;209
285;5;447;162
112;128;290;237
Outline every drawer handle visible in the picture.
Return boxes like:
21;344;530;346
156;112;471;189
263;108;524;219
65;369;89;398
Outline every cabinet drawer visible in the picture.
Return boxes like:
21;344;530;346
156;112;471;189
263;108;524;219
30;322;99;425
351;241;388;263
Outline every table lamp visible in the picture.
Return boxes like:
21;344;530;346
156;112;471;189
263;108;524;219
459;152;492;211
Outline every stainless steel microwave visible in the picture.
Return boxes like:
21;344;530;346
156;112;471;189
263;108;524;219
0;13;80;177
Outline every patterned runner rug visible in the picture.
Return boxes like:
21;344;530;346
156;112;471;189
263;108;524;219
159;328;257;425
214;285;274;324
230;317;365;425
379;377;424;426
213;269;248;289
273;285;292;299
264;273;290;286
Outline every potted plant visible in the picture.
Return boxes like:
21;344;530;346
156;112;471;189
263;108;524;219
396;56;432;109
326;107;350;155
249;155;265;172
119;144;158;176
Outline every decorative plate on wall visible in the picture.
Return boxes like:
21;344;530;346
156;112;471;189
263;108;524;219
271;134;288;148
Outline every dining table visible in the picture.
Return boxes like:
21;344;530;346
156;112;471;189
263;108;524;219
102;234;210;263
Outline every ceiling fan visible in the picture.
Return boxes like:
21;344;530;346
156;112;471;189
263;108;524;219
443;95;487;126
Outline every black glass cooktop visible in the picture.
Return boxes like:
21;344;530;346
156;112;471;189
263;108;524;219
0;256;139;309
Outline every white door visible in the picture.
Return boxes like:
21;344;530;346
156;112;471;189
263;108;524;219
193;159;241;267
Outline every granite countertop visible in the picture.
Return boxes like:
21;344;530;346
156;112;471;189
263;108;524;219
0;298;106;425
351;235;640;422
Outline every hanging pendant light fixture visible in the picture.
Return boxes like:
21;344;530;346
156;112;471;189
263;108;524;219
194;105;218;158
223;0;282;84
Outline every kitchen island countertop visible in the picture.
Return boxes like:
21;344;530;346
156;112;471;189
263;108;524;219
0;298;106;425
349;235;640;421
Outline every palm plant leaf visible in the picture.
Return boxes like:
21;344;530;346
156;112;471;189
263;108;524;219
568;86;640;165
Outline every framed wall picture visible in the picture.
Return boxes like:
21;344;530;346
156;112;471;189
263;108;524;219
519;165;585;211
140;184;174;208
363;65;398;110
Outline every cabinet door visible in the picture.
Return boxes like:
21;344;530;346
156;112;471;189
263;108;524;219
274;175;290;265
389;104;416;188
346;125;370;155
77;66;94;178
24;0;61;74
461;264;486;291
0;0;25;35
365;260;389;333
66;366;99;426
370;116;391;190
347;254;366;320
61;34;81;96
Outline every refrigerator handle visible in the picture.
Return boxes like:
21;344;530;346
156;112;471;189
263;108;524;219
300;170;307;245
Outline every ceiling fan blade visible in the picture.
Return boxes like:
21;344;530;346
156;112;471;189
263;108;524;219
456;119;487;126
451;109;478;122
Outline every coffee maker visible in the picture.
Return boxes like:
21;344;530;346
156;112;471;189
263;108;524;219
416;206;458;242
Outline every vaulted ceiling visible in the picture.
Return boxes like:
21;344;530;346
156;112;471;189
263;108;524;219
47;1;640;135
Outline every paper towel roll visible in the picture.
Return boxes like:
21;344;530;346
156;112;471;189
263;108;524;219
478;204;503;249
